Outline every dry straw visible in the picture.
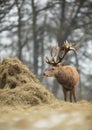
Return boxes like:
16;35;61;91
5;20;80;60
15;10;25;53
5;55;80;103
0;57;55;106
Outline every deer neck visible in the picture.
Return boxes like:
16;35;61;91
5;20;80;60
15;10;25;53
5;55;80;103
55;67;65;84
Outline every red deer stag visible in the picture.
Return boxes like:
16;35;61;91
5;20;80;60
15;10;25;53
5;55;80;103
43;41;79;102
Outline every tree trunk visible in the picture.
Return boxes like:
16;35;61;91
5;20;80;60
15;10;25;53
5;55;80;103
15;0;24;60
52;79;59;96
17;7;22;60
75;54;82;99
32;0;39;75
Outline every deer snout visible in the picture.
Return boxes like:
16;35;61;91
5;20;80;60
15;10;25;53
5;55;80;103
43;72;48;77
43;72;45;76
43;72;47;76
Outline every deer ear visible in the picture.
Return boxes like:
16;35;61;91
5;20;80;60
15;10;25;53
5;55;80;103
56;62;65;67
56;63;61;67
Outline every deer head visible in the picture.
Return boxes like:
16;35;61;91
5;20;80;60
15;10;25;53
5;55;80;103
44;41;76;66
43;64;63;77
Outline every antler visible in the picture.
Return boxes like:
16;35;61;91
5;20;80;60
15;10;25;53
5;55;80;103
44;41;76;66
45;46;59;66
56;40;76;64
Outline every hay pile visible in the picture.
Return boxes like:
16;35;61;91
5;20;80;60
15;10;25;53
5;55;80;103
0;57;55;106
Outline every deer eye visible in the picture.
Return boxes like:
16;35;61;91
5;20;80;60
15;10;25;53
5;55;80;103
51;67;55;70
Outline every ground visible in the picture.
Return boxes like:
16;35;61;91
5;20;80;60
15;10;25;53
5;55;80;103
0;57;92;130
0;100;92;130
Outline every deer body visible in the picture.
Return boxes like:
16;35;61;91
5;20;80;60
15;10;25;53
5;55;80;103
44;65;79;102
44;41;79;102
55;66;79;89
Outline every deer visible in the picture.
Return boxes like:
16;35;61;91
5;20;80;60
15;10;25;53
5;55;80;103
43;41;79;102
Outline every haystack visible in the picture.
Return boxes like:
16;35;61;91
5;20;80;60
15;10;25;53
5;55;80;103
0;57;55;106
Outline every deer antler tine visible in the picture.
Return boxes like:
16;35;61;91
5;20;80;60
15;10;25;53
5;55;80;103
73;43;78;49
70;42;72;45
50;46;57;63
44;56;49;62
45;56;52;64
64;41;66;45
69;46;77;55
50;47;53;58
66;40;68;44
68;42;77;54
54;44;62;62
66;40;67;43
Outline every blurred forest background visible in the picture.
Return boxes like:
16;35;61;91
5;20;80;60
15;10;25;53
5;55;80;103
0;0;92;100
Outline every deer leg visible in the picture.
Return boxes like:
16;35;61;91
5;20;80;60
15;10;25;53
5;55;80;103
70;90;73;102
62;87;67;101
72;88;77;102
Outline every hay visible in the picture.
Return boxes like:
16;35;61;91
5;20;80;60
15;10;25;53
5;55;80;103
0;57;55;106
0;57;39;89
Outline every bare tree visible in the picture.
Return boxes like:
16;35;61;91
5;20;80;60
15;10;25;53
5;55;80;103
0;0;92;100
42;0;92;97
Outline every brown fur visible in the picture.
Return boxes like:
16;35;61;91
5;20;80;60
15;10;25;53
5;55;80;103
43;64;79;102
